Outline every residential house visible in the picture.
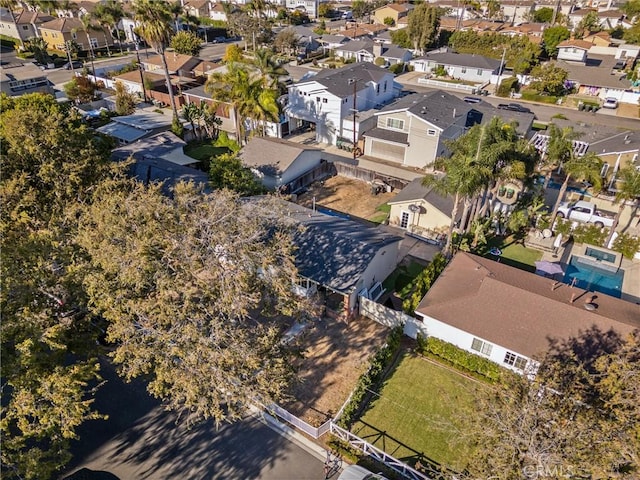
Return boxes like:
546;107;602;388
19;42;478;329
587;130;640;192
554;55;633;99
409;50;503;85
335;40;412;65
363;91;483;168
39;17;113;52
0;63;52;96
0;9;54;47
96;111;178;145
181;0;211;18
239;137;324;190
209;3;228;22
557;39;592;63
286;0;318;18
333;22;388;40
141;53;201;76
284;62;398;146
289;25;321;55
372;3;411;26
123;155;211;195
583;30;614;47
317;34;351;52
596;9;630;29
415;252;640;374
499;22;546;42
386;178;460;242
111;131;199;167
283;201;403;313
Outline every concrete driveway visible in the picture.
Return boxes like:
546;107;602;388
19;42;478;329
62;360;326;480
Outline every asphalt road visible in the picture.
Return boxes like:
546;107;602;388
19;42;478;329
61;360;326;480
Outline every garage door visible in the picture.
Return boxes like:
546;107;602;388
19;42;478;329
369;140;405;163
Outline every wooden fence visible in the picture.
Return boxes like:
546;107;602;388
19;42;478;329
287;161;336;194
334;162;409;191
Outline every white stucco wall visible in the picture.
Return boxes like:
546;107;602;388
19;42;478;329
557;47;587;62
388;200;451;231
348;240;401;311
416;312;533;374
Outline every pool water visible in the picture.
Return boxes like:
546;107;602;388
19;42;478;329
563;257;624;298
585;247;616;263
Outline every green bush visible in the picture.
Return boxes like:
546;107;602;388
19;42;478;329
402;253;448;314
496;76;519;97
418;336;502;382
374;56;386;66
389;62;404;74
214;131;240;153
521;91;559;104
337;327;403;428
572;223;608;246
611;232;640;259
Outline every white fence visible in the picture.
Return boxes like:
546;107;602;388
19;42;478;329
266;403;332;439
359;296;428;340
330;424;433;480
416;77;477;92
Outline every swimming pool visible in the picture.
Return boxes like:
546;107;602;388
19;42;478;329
563;256;624;298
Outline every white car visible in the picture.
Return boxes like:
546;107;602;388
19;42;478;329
602;97;618;109
337;465;388;480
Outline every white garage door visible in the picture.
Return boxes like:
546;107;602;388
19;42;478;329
369;140;405;163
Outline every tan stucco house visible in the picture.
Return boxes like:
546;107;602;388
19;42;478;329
39;17;113;52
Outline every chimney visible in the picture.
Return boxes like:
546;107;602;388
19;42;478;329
373;42;383;59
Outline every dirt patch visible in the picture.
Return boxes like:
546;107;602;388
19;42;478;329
296;176;395;221
283;316;389;426
617;103;639;118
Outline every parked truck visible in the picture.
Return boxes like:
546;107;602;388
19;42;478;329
556;200;615;228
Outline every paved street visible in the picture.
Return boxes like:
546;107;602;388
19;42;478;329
62;360;327;480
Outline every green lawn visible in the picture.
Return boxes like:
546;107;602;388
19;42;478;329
368;202;391;224
351;353;483;472
382;261;426;296
184;143;230;161
475;235;542;272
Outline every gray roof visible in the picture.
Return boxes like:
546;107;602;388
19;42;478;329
364;127;409;144
555;55;632;90
290;25;320;39
318;34;351;45
337;40;410;59
381;45;411;60
388;178;456;217
414;51;501;71
472;102;534;136
240;137;321;176
112;132;198;167
588;130;640;155
283;202;403;294
379;91;477;130
309;63;391;98
125;156;211;195
97;122;148;142
182;84;210;100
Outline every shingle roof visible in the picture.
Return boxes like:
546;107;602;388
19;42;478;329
318;34;351;45
364;127;409;144
416;252;640;359
413;51;501;71
239;137;321;176
39;17;86;33
282;202;403;294
143;53;201;73
588;130;640;155
558;39;593;50
555;56;632;89
309;62;391;98
388;178;457;217
13;10;54;24
375;3;410;13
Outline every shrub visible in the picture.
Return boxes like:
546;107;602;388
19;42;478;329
572;223;608;246
389;62;404;74
496;76;519;97
521;91;559;104
214;131;240;152
433;65;446;77
611;232;640;259
402;253;448;314
337;326;403;428
374;56;386;66
171;118;184;138
417;336;502;382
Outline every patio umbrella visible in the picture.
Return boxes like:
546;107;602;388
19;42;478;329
535;261;565;276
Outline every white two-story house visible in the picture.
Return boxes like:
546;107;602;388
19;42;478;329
284;62;398;146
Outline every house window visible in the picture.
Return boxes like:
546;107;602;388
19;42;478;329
71;31;77;39
298;91;302;96
316;97;321;102
427;129;436;136
386;117;404;130
471;338;493;356
504;352;528;370
461;67;467;73
376;84;379;94
22;25;29;30
400;211;410;229
600;163;609;177
384;81;387;92
344;98;348;103
477;69;482;75
322;98;328;103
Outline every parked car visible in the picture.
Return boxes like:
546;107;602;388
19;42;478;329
497;103;532;113
463;96;482;104
602;97;619;109
63;60;83;70
341;10;353;19
556;200;615;228
212;36;227;43
337;465;388;480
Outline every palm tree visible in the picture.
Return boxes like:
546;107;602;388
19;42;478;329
253;48;289;90
550;151;603;225
93;0;124;55
206;63;280;145
133;0;180;124
541;124;580;189
168;0;183;33
605;166;640;246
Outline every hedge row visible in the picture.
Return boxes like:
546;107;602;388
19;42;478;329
417;335;502;382
337;326;403;428
520;91;559;104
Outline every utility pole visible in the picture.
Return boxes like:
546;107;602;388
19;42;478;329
350;78;359;161
131;25;148;102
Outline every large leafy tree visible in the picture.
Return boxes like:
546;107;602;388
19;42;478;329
542;25;571;57
77;183;310;425
463;329;640;478
0;93;115;480
407;3;441;53
133;0;180;124
209;153;265;195
170;30;202;56
529;63;568;96
605;166;640;246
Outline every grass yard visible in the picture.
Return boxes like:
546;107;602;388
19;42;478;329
475;235;542;272
184;143;230;161
368;203;391;224
351;353;483;473
382;260;426;296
